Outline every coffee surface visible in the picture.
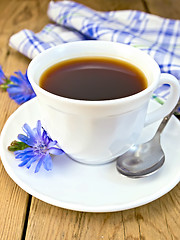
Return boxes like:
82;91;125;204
39;57;147;101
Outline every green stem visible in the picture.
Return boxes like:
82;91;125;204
8;140;29;152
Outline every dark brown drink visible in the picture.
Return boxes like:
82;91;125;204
39;57;147;101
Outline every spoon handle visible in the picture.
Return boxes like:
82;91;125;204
157;98;180;134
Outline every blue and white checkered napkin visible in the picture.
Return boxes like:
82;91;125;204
9;0;180;106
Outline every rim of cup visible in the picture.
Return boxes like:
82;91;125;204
27;40;160;107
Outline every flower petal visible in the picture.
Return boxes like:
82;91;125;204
14;71;26;82
0;66;6;84
43;154;53;171
36;120;42;138
17;134;29;144
26;155;39;169
15;147;33;158
18;158;30;167
47;140;58;148
34;155;44;173
49;147;64;155
8;70;36;105
22;123;37;145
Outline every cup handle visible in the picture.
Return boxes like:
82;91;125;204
144;73;180;126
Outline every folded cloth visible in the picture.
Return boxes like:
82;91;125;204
9;0;180;107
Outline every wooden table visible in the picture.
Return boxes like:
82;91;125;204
0;0;180;239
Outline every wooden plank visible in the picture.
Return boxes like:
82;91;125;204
0;165;29;240
25;198;125;240
25;187;180;240
145;0;180;19
0;0;50;34
72;0;145;11
127;191;180;240
0;0;50;239
0;21;29;240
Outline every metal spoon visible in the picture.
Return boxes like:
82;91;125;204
116;100;180;178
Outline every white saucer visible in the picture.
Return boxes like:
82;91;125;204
0;98;180;212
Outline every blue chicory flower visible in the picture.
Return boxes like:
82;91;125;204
14;120;64;173
7;71;36;104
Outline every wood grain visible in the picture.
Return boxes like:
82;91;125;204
0;165;29;240
0;0;49;239
72;0;145;11
25;199;125;240
0;0;180;240
145;0;180;19
24;190;180;240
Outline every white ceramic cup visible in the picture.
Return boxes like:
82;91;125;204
27;41;180;165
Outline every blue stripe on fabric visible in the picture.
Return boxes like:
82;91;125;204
168;21;180;71
125;12;148;45
22;31;41;58
112;11;137;43
148;18;166;55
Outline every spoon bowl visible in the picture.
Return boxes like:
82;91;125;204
116;100;180;178
116;138;165;178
